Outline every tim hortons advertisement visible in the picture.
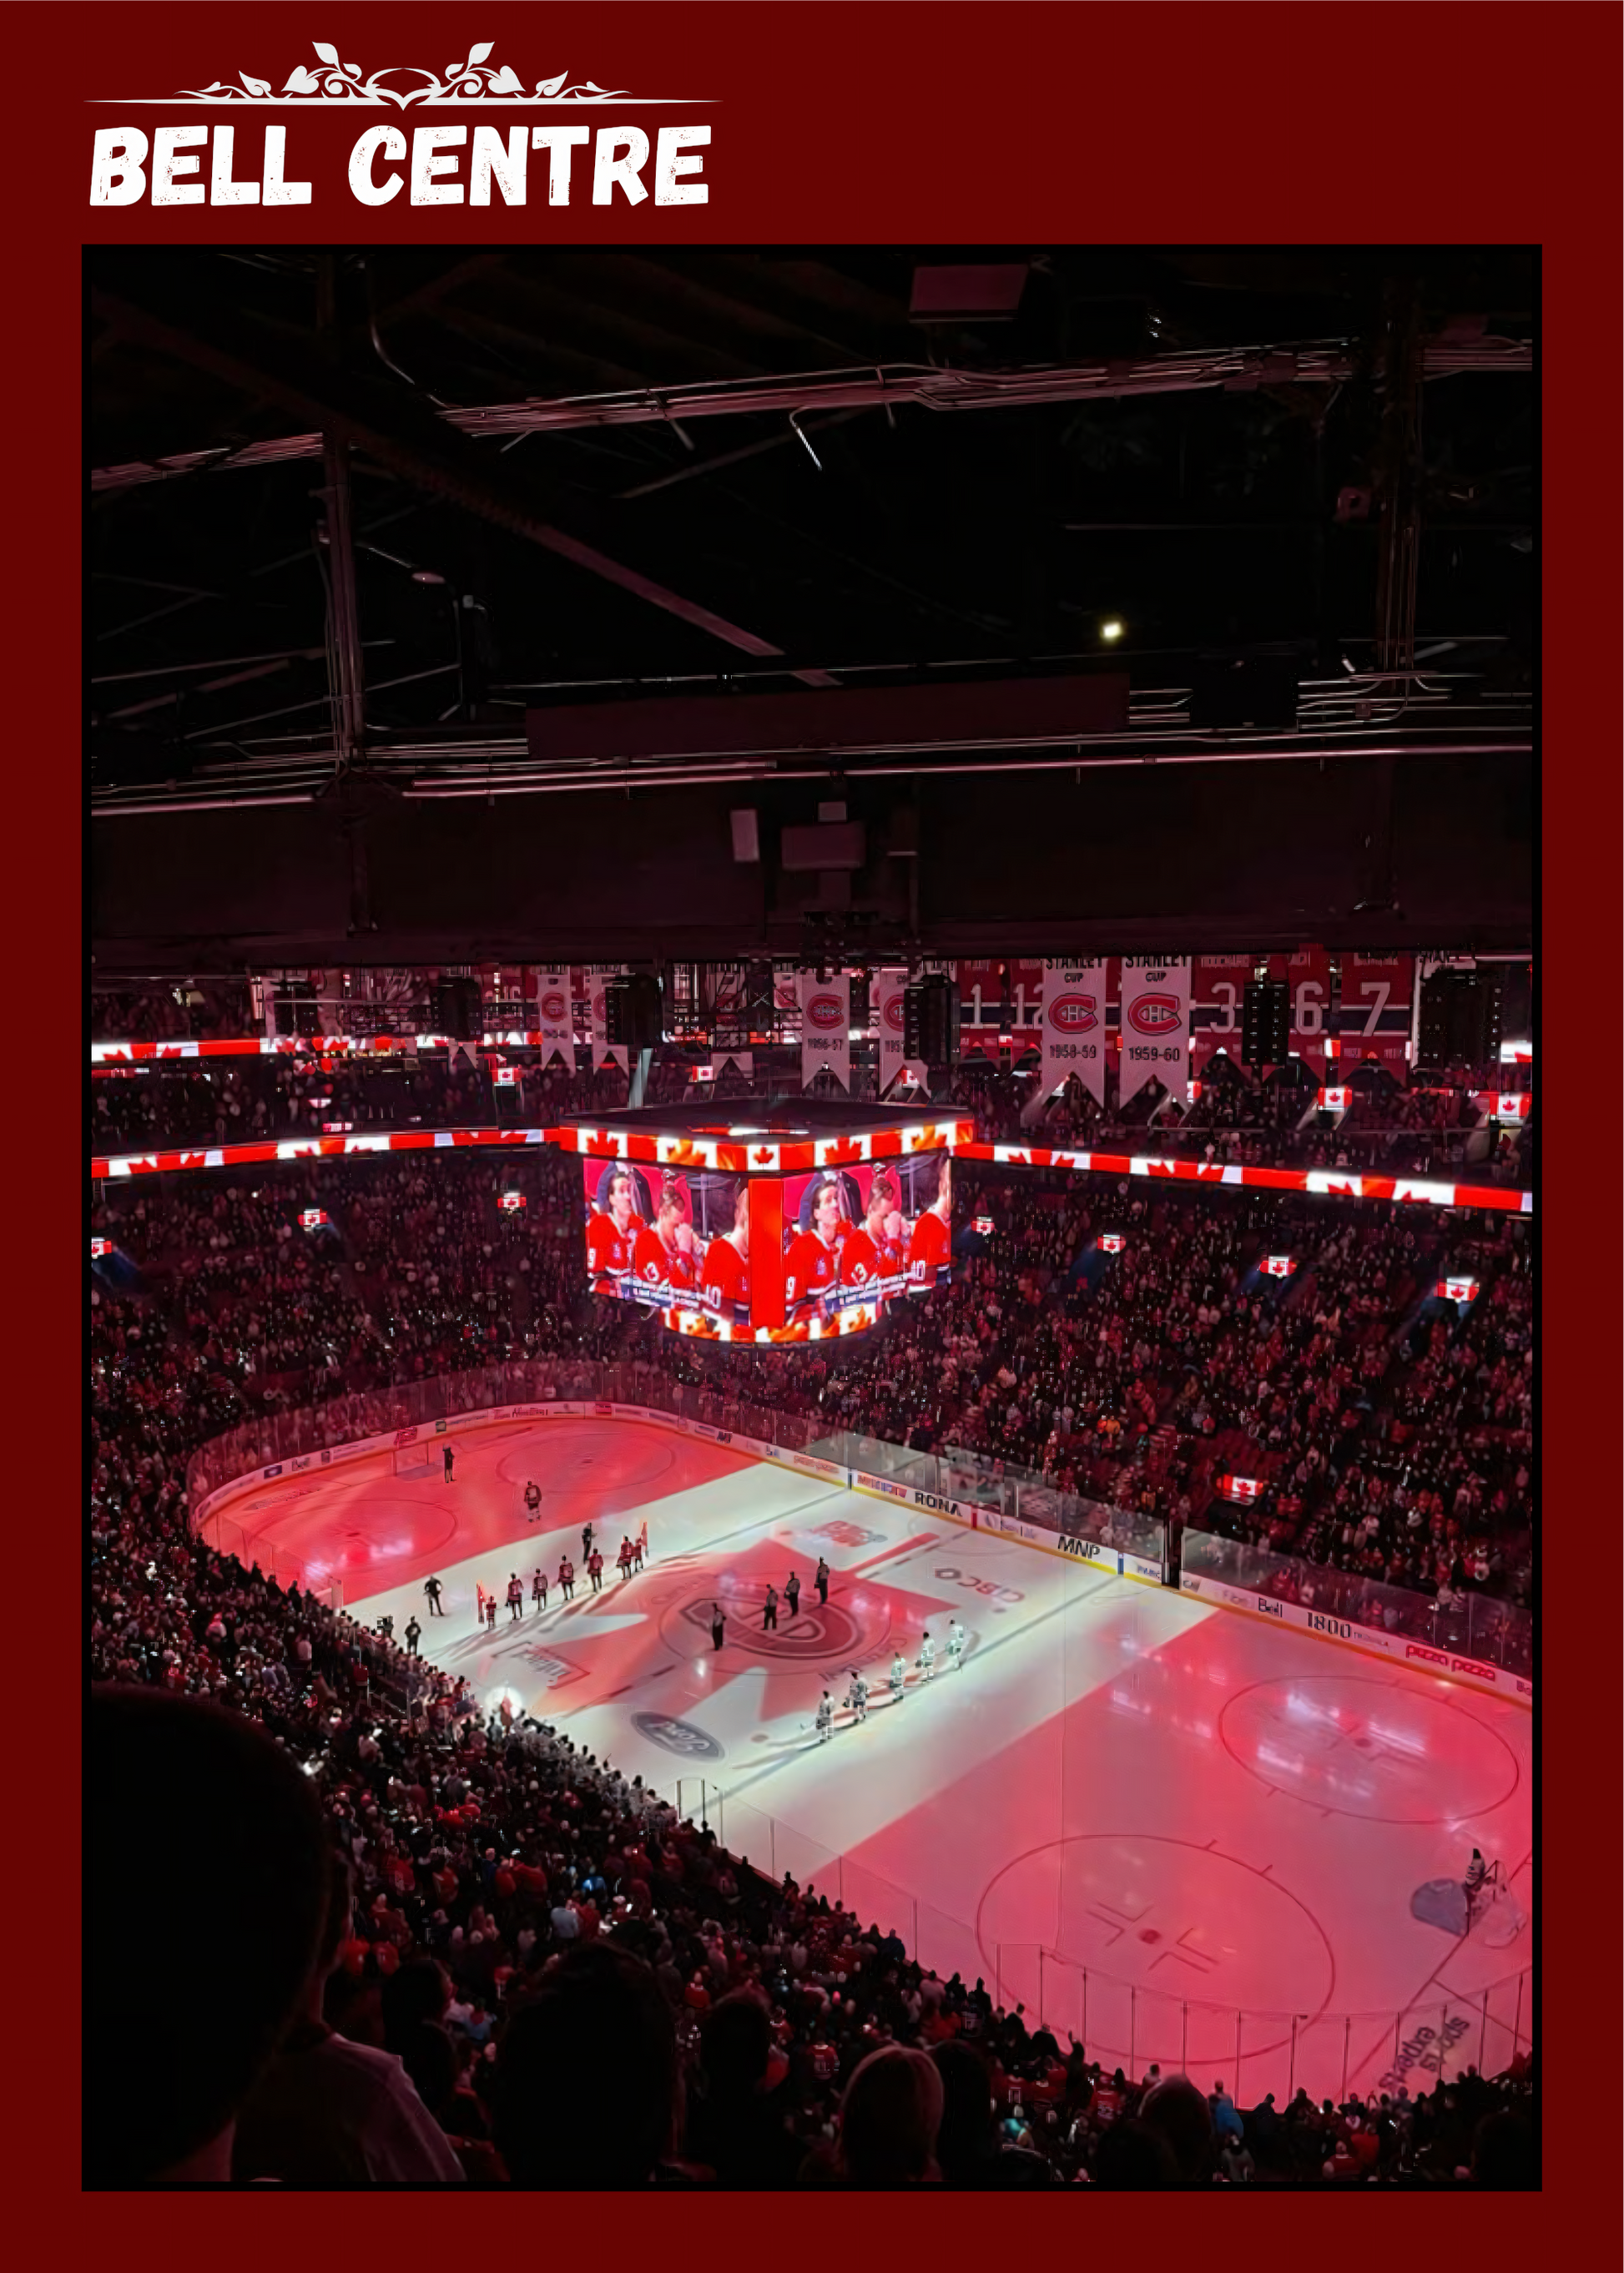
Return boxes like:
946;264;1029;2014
1041;960;1110;1107
1117;956;1191;1105
798;969;850;1091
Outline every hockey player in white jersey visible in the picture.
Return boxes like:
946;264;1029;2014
947;1617;966;1671
889;1650;907;1704
918;1630;936;1681
815;1691;835;1743
845;1670;870;1723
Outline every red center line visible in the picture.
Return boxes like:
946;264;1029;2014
848;1531;941;1576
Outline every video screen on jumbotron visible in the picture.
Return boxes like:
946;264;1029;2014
770;1150;955;1336
583;1160;751;1332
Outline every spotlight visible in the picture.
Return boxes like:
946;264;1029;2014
1099;619;1125;643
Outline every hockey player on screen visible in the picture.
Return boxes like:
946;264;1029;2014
586;1164;643;1293
632;1172;702;1313
785;1173;849;1315
702;1178;751;1326
839;1168;905;1305
906;1153;954;1293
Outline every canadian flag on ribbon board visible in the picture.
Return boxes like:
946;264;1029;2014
799;970;850;1091
536;968;574;1071
1117;956;1191;1105
587;963;627;1074
1041;959;1110;1107
875;967;929;1095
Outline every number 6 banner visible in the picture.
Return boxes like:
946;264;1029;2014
1118;955;1191;1105
1041;960;1110;1108
1281;943;1332;1077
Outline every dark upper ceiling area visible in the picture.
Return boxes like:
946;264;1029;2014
88;245;1535;962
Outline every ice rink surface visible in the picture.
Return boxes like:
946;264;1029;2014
227;1414;1533;2104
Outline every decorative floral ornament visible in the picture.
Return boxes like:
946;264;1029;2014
179;40;632;107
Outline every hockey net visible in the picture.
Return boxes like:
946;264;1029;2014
392;1436;436;1476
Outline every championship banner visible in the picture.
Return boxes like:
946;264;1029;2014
875;967;929;1094
1188;953;1254;1079
711;1050;754;1082
1117;955;1191;1105
586;964;627;1075
1040;960;1110;1107
536;968;574;1071
1337;953;1415;1077
798;970;850;1091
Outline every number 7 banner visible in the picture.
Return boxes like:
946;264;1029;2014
1337;952;1415;1077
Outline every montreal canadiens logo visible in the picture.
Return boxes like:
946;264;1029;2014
591;993;606;1021
1048;993;1097;1033
1128;993;1179;1035
883;996;905;1032
540;990;567;1022
807;994;845;1031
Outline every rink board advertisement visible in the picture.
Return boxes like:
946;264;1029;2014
1178;1571;1531;1701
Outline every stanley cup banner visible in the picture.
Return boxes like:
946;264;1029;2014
536;967;574;1070
587;963;627;1075
875;966;930;1095
1041;960;1111;1107
1117;955;1192;1105
799;969;851;1091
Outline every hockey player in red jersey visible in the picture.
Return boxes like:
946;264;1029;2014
632;1172;701;1312
586;1163;643;1293
702;1179;751;1325
906;1152;953;1292
784;1172;847;1315
839;1168;905;1304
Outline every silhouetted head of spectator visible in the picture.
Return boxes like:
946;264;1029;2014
493;1942;679;2187
1094;2118;1181;2189
930;2039;999;2182
1140;2074;1216;2184
700;1987;773;2100
838;2044;945;2185
1472;2107;1536;2189
85;1685;330;2184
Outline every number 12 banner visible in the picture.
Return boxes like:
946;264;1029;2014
1118;956;1191;1105
1041;960;1110;1107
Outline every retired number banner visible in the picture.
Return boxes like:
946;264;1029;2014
1118;956;1191;1105
875;967;929;1095
1337;953;1415;1077
536;968;574;1070
586;963;627;1075
1041;960;1110;1107
799;970;850;1091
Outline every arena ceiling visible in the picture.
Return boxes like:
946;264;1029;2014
88;245;1535;966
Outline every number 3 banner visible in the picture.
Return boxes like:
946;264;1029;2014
1041;960;1110;1108
1118;956;1191;1105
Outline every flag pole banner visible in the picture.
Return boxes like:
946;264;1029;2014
1040;960;1110;1108
798;970;850;1091
586;963;627;1075
1117;955;1191;1106
535;968;574;1071
875;967;928;1095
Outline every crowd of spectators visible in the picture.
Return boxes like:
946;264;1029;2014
88;1086;1536;2185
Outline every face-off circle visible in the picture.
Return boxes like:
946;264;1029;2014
1219;1673;1521;1823
976;1832;1335;2066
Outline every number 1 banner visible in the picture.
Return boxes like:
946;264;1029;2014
1041;960;1110;1107
1118;955;1192;1105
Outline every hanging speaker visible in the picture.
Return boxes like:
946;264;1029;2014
1240;979;1290;1067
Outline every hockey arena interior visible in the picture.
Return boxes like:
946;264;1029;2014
89;247;1534;2189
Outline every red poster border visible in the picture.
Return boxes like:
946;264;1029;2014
48;0;1610;2242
